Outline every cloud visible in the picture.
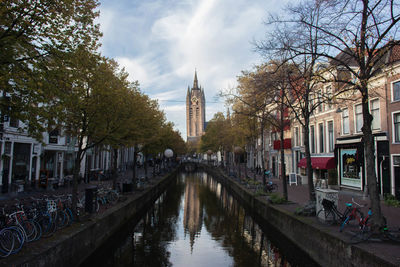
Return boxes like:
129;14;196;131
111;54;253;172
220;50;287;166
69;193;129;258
98;0;291;140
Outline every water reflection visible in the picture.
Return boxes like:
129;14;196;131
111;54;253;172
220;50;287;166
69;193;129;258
83;172;318;267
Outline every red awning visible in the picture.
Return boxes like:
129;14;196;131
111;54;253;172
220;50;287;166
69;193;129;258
297;157;335;170
273;138;292;150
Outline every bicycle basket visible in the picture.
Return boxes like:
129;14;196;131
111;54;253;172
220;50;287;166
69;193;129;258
321;199;335;210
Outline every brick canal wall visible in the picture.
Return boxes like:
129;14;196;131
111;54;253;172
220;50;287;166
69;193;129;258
202;164;393;267
1;169;178;267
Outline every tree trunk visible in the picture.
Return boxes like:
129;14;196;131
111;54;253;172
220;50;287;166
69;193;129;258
280;113;288;200
304;116;316;202
361;88;385;230
144;154;148;181
112;148;118;190
260;120;265;185
132;147;137;189
71;149;83;218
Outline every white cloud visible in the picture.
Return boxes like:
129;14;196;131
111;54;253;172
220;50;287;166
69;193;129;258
98;0;292;139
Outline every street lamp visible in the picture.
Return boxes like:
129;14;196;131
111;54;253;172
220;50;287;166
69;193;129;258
164;148;173;171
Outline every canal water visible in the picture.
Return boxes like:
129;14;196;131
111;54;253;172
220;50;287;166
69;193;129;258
83;172;319;267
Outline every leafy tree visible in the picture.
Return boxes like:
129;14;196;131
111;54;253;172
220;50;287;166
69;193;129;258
51;48;136;215
0;0;101;139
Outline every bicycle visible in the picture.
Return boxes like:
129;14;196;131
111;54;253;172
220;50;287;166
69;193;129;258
316;198;364;229
316;198;343;225
349;216;400;244
340;198;365;232
264;181;278;193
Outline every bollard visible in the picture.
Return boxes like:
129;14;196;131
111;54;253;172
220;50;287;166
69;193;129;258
85;186;97;213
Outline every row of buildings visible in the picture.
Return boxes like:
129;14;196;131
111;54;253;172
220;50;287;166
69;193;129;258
0;118;135;192
246;46;400;199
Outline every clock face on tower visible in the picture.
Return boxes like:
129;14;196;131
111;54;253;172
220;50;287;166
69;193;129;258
191;96;198;104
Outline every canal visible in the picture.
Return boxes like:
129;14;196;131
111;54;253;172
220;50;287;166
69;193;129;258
82;171;319;267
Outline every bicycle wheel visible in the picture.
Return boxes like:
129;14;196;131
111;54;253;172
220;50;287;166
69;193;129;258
21;220;38;242
271;184;278;192
38;214;54;238
55;210;67;229
317;209;336;225
0;228;16;257
350;229;372;244
385;230;400;243
65;208;74;225
340;210;364;232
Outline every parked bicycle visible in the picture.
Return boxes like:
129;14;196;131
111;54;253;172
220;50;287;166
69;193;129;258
316;197;364;230
264;181;278;193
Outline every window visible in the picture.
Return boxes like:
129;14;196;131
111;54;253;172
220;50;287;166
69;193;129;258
318;90;323;112
328;121;334;152
271;132;277;143
370;99;380;130
394;113;400;142
342;108;349;134
310;125;315;153
326;85;332;110
393;81;400;101
49;129;59;144
4;142;11;154
319;123;324;153
355;104;363;132
294;127;299;147
9;117;18;128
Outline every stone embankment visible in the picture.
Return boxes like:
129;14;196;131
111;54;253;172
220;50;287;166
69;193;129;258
201;164;396;267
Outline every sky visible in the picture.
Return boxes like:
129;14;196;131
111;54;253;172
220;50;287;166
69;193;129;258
97;0;290;140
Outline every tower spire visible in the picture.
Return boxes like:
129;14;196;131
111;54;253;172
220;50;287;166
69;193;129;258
193;69;198;89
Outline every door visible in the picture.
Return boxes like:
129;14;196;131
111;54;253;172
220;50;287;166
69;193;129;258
395;166;400;200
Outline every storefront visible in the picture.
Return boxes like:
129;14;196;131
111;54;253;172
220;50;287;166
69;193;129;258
335;133;389;193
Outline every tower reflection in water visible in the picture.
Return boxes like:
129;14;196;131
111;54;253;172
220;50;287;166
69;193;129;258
130;172;301;267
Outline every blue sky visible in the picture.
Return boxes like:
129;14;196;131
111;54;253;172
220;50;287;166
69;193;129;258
97;0;290;140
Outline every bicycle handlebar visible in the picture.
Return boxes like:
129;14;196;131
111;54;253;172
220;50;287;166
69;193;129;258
351;197;365;208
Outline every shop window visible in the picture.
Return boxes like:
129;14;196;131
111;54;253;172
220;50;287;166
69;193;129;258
355;104;363;133
342;108;349;134
370;99;380;130
340;148;361;189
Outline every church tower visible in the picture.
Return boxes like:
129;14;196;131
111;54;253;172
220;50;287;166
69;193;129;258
186;70;206;142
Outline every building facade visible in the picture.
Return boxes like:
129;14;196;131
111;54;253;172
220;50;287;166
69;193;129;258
186;71;206;143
